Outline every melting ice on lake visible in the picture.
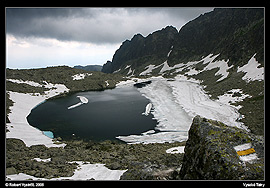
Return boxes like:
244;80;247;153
43;131;54;139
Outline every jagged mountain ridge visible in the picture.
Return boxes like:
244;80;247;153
102;8;264;75
102;26;178;74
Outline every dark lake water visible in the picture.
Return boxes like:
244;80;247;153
27;86;157;142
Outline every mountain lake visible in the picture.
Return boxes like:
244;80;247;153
27;86;157;142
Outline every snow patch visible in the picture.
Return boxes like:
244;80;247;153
6;161;127;180
166;146;185;154
64;161;127;180
113;68;121;73
125;65;131;69
237;54;264;82
173;54;219;75
139;64;162;76
127;68;133;75
217;89;252;109
167;50;172;57
7;79;44;87
203;59;232;82
116;79;137;87
177;54;232;82
32;158;51;162
159;61;172;73
71;73;92;80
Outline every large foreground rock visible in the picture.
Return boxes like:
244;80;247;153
179;116;264;180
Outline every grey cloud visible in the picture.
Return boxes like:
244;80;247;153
6;8;213;44
130;7;213;19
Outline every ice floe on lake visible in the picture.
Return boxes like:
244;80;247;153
67;102;83;109
67;96;88;110
142;103;152;116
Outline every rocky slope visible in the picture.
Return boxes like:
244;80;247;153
6;138;185;180
169;8;264;66
178;116;264;180
6;66;124;96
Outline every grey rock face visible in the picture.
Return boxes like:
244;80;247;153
179;116;264;180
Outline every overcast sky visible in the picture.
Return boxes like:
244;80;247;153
6;7;214;69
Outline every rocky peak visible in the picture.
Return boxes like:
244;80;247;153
131;33;144;41
102;26;178;74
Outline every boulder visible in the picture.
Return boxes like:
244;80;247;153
179;116;264;180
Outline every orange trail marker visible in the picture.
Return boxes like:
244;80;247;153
236;148;255;156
